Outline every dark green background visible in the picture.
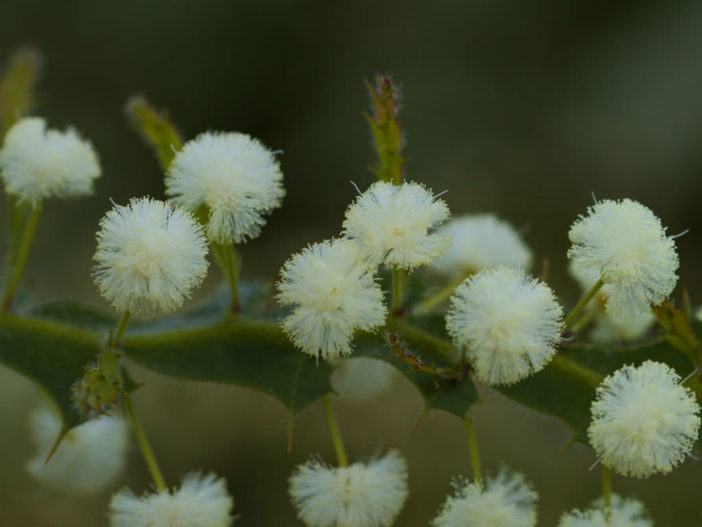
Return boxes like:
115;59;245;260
1;1;702;525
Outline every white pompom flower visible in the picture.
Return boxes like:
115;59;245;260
432;468;538;527
93;197;209;315
0;117;101;205
330;357;397;403
109;472;234;527
588;360;700;478
434;214;532;278
557;494;652;527
27;404;128;494
342;180;451;270
568;199;678;319
289;451;408;527
277;238;387;359
166;131;284;244
446;267;563;385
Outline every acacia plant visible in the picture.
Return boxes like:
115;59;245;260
1;48;701;526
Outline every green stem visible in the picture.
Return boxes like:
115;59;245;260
391;267;407;315
322;395;348;467
414;275;467;315
122;394;167;492
550;353;604;388
569;304;600;335
464;413;482;486
110;310;131;348
602;465;611;521
2;203;41;312
564;279;604;329
212;242;240;313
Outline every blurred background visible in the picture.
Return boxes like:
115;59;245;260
1;0;702;524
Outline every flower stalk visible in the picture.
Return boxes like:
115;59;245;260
122;393;167;493
322;395;348;467
2;202;40;312
464;413;482;486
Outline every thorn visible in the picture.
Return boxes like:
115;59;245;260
170;143;178;154
287;415;295;454
44;428;68;467
413;404;431;433
591;192;598;204
433;189;449;200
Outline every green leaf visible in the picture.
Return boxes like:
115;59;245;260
29;281;271;333
353;316;478;421
0;315;100;430
122;317;333;415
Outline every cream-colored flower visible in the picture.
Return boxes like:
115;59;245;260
434;214;532;278
93;197;209;314
166;131;284;244
330;357;397;403
557;494;652;527
446;267;563;385
568;199;678;318
0;117;100;204
27;404;128;494
432;468;538;527
343;180;450;270
589;360;700;478
289;451;408;527
109;472;234;527
277;238;387;359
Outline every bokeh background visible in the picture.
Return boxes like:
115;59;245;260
1;0;702;525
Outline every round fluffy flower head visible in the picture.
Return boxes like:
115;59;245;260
446;267;563;385
166;131;284;244
588;360;700;478
277;238;387;359
330;357;397;403
110;472;234;527
342;180;451;270
432;468;538;527
27;404;128;494
0;117;101;205
567;198;678;318
289;450;408;527
435;214;532;278
557;494;652;527
93;197;209;314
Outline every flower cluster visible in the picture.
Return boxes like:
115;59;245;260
557;494;652;527
93;197;209;315
588;360;700;478
343;180;450;270
289;451;409;527
109;472;235;527
277;238;386;359
166;131;285;244
0;117;101;205
434;213;532;278
27;404;128;494
446;267;563;385
432;468;538;527
568;199;678;318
